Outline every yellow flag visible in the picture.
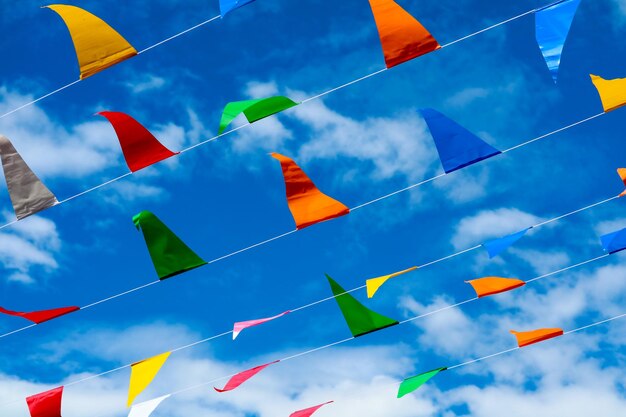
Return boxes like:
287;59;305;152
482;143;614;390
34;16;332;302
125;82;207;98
366;266;417;298
45;4;137;79
127;352;171;407
590;74;626;113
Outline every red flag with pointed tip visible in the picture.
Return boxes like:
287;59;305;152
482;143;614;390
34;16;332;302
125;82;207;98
290;401;334;417
214;360;279;392
26;386;63;417
0;305;79;324
99;111;178;172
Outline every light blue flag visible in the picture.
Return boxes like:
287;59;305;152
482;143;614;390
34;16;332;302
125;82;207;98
535;0;582;83
220;0;255;17
483;228;531;258
419;108;501;174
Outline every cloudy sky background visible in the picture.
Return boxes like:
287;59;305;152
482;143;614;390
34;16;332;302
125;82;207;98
0;0;625;416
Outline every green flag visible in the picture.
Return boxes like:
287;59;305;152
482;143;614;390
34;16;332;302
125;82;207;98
133;210;207;280
218;96;298;133
326;274;398;337
397;367;446;398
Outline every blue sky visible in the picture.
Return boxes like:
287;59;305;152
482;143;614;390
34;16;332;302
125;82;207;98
0;0;626;416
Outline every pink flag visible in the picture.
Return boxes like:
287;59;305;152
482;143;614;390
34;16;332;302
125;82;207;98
233;311;290;340
290;401;334;417
214;360;279;392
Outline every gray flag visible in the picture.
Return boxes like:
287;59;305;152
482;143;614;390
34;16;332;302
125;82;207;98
0;135;58;220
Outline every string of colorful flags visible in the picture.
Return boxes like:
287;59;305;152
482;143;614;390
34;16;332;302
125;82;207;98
0;142;623;341
1;0;624;416
10;256;624;417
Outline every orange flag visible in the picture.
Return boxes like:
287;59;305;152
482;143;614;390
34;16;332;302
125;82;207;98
510;328;563;348
271;153;349;229
617;168;626;197
590;74;626;112
368;0;440;68
465;277;525;298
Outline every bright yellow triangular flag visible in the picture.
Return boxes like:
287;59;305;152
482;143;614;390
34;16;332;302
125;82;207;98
127;351;171;407
366;266;418;298
45;4;137;79
590;74;626;113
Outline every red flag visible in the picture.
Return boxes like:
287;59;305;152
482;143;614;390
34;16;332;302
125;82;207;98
0;306;79;324
290;401;334;417
26;386;63;417
99;111;178;172
214;360;279;392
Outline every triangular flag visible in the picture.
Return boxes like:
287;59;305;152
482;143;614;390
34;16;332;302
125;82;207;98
535;0;581;83
290;401;334;417
397;367;446;398
419;108;501;173
0;305;79;324
45;5;137;79
271;153;350;229
482;228;531;258
590;74;626;113
220;0;256;17
218;96;298;134
465;277;526;298
616;168;626;197
326;274;398;337
366;266;418;298
0;135;58;220
133;211;207;280
510;328;563;348
368;0;440;68
99;112;178;172
26;386;63;417
214;360;279;392
600;228;626;254
127;395;170;417
128;352;171;407
233;311;291;340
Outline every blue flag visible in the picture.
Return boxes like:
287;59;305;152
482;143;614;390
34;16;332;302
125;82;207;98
535;0;581;83
600;228;626;254
220;0;255;17
483;228;531;258
420;108;501;174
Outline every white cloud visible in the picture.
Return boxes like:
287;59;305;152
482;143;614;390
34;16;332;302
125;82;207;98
124;75;167;94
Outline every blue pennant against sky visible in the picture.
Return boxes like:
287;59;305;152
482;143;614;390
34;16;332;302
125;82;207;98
535;0;581;83
483;228;531;258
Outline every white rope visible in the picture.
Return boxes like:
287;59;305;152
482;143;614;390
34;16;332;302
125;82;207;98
137;16;221;55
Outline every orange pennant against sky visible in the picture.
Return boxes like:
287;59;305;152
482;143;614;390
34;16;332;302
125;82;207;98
465;277;526;298
617;168;626;197
368;0;441;68
271;153;349;229
510;328;564;348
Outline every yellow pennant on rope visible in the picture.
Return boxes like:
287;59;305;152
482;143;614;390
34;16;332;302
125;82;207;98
45;4;137;79
366;266;418;298
127;351;171;407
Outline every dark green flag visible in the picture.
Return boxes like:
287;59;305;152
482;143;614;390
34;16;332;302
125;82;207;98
397;367;446;398
133;211;207;280
218;96;298;133
326;274;398;337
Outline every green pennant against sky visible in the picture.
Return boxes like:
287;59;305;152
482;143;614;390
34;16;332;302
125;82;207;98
397;367;447;398
133;210;207;280
326;274;399;337
218;96;298;133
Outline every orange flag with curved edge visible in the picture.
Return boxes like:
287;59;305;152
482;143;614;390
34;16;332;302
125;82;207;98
465;277;525;298
510;328;563;348
366;266;418;298
617;168;626;197
271;153;349;229
368;0;440;68
590;74;626;112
